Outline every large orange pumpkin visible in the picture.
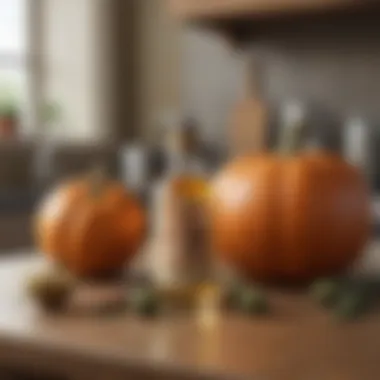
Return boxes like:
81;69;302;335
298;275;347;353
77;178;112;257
35;171;146;277
209;151;371;282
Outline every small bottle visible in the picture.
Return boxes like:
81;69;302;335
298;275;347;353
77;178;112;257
119;142;147;195
147;117;211;292
344;117;371;173
278;100;308;154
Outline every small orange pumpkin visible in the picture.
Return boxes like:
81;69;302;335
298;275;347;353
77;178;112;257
35;169;146;277
209;127;371;282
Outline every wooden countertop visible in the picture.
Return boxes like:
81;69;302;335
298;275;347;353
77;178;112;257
1;243;380;380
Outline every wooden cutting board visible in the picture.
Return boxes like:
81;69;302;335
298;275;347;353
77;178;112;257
230;97;268;156
229;55;268;156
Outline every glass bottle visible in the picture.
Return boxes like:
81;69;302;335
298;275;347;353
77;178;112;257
343;116;371;179
147;117;211;293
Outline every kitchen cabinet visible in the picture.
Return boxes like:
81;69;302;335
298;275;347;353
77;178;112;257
168;0;369;20
167;0;377;42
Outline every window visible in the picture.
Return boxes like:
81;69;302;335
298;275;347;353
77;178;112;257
0;0;32;139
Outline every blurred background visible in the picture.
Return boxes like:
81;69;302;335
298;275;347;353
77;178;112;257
0;0;379;251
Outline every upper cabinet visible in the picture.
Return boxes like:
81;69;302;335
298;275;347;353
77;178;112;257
167;0;377;41
168;0;368;20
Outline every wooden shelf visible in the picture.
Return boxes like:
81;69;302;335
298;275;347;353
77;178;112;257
167;0;378;42
169;0;368;21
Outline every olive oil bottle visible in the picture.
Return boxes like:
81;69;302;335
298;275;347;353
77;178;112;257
147;117;213;305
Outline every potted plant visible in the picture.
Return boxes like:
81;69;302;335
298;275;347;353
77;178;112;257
0;98;20;139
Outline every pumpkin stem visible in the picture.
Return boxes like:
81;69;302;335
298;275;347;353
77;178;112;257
88;164;107;197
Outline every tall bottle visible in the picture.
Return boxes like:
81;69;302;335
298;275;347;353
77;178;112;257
343;116;372;180
147;117;210;291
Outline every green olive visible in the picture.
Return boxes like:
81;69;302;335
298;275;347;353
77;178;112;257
224;282;244;310
26;271;75;312
238;287;269;316
334;288;371;322
310;278;341;308
130;288;159;317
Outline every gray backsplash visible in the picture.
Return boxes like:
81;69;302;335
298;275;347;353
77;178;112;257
182;13;380;189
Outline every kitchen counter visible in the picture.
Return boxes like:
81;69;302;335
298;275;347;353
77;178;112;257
1;243;380;380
